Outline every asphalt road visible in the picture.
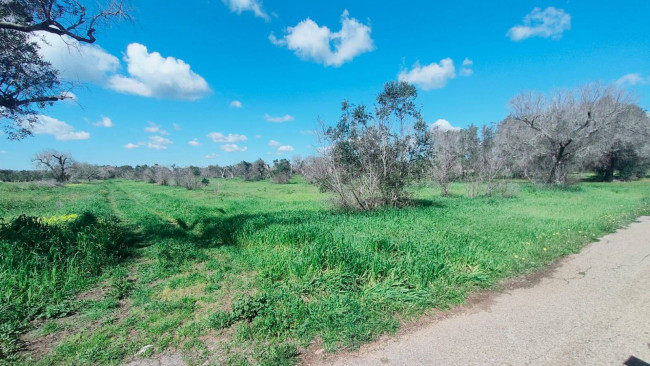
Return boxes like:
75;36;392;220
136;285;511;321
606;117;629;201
317;216;650;366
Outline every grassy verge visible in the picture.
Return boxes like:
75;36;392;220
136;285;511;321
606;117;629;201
1;178;649;365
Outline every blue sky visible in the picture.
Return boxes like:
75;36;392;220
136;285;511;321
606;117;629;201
2;0;649;169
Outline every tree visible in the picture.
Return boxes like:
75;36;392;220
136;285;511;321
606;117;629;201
270;159;292;184
429;126;463;196
507;83;631;185
1;0;127;139
316;81;427;209
584;104;650;181
72;162;99;181
32;149;73;182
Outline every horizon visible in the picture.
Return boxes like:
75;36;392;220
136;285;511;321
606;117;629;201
1;0;649;170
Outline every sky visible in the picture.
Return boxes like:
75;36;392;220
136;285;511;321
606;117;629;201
1;0;649;170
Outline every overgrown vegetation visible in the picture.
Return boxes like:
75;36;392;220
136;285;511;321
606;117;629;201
1;178;648;365
0;212;128;360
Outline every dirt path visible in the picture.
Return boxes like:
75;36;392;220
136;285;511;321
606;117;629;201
312;216;650;366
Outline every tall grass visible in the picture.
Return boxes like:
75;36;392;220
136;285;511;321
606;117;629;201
0;212;128;359
0;179;649;365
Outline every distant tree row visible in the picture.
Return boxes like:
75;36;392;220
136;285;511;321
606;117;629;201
3;81;648;210
1;152;298;188
306;81;650;209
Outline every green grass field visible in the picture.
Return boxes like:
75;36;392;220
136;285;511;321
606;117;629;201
1;178;649;365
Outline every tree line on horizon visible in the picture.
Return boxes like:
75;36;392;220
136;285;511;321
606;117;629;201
2;80;650;210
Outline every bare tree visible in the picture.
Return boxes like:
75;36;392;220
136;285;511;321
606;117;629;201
32;149;73;182
507;83;631;185
1;0;129;138
72;162;99;182
429;127;462;196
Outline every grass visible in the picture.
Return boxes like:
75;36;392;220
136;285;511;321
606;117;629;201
1;177;649;365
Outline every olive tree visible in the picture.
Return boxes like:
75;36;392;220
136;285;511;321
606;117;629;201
584;104;650;180
507;83;631;186
316;81;428;210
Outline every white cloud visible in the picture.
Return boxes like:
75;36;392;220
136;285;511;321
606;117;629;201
270;10;374;67
220;143;248;152
255;134;262;139
144;122;169;135
30;115;90;140
398;58;456;90
93;116;113;128
173;123;181;131
265;114;295;123
205;153;219;159
268;140;294;154
460;58;474;76
300;130;316;135
146;135;173;150
107;43;210;100
507;7;571;41
430;119;461;132
188;138;202;146
277;145;294;152
222;0;269;21
124;143;140;149
616;73;648;86
35;32;119;83
207;132;248;143
230;100;243;108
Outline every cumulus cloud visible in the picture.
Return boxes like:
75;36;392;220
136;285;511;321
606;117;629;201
270;10;374;67
35;32;119;83
222;0;270;20
107;43;210;100
144;122;169;135
460;58;474;77
207;132;248;143
188;138;202;146
230;100;243;108
398;58;456;90
507;7;571;41
255;134;262;139
124;143;140;149
616;73;648;86
269;140;282;147
93;116;113;128
265;114;294;123
146;135;173;150
220;144;248;152
29;115;90;140
430;119;461;132
205;153;219;159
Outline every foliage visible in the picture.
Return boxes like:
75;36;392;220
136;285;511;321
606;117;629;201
1;178;648;365
0;211;128;359
270;159;292;184
316;81;428;209
505;83;642;186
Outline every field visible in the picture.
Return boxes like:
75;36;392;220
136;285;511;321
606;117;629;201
1;178;649;365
